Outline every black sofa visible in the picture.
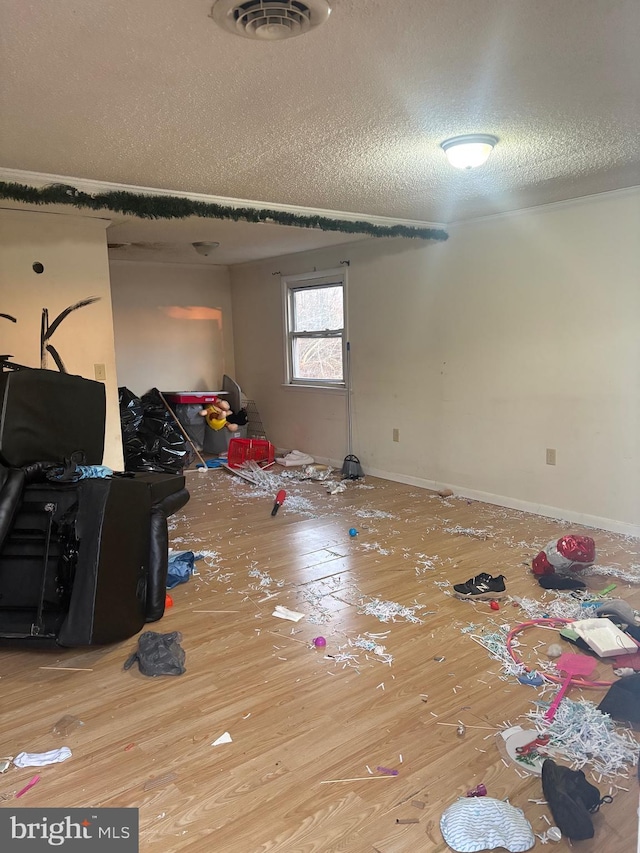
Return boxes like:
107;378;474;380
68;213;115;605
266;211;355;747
0;369;189;646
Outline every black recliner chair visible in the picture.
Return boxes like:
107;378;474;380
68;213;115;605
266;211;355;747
0;369;189;646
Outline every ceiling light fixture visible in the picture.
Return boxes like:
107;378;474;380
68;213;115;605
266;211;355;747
192;241;220;256
440;134;498;170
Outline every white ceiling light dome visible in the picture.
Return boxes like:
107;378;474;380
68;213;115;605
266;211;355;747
192;241;220;256
441;134;498;169
211;0;331;41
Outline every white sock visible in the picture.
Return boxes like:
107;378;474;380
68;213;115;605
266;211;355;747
13;747;72;768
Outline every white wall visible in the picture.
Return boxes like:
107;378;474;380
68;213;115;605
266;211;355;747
109;260;234;396
0;209;124;469
230;189;640;534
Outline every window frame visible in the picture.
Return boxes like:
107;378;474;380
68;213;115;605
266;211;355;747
282;268;347;389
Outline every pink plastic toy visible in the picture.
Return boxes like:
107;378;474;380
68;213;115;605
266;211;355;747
313;636;327;648
16;775;40;798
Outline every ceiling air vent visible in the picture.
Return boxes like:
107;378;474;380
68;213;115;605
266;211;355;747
211;0;331;41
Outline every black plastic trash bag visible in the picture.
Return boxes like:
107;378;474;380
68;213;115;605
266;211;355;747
138;388;190;473
597;673;640;724
118;386;190;473
118;387;144;440
123;631;186;677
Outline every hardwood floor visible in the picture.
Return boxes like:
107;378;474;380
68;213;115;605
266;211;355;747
1;470;638;852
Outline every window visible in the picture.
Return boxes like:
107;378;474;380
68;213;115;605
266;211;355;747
283;269;346;386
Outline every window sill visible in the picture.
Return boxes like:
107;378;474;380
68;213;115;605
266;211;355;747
281;383;346;394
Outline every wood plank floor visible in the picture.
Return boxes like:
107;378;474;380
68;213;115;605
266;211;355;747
1;470;638;852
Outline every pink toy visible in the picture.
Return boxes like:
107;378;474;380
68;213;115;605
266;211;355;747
313;636;327;648
16;775;40;798
545;652;598;721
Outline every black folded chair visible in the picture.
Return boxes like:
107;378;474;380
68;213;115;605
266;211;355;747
0;370;189;647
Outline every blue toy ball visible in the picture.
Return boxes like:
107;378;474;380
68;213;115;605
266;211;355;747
349;528;358;537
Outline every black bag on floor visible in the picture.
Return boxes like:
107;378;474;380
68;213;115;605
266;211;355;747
541;758;611;840
124;630;186;676
597;673;640;724
119;387;189;474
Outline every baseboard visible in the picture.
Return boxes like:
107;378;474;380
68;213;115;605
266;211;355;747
326;460;640;538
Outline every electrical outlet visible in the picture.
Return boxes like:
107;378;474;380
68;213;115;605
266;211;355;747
546;448;556;466
94;363;106;381
392;428;400;443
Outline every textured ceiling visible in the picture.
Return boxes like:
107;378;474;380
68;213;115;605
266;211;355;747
1;0;639;255
106;213;372;265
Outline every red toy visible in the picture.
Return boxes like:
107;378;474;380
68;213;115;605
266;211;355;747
515;734;550;756
532;535;596;576
271;490;286;516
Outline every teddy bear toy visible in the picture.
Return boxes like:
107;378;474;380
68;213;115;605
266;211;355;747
199;398;239;433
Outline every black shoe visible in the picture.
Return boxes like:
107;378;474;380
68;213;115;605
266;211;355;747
541;758;609;841
453;572;506;600
538;575;586;591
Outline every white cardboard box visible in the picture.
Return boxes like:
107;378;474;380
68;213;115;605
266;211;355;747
571;618;638;657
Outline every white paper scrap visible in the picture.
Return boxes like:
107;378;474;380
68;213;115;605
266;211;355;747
272;606;305;623
211;732;233;746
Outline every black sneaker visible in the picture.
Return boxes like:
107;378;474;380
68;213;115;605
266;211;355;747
453;572;506;600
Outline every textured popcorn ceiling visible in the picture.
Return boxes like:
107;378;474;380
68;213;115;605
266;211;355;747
1;0;639;256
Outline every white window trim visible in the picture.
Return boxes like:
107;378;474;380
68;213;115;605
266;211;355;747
281;267;348;389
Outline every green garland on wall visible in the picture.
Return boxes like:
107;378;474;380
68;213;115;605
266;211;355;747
0;181;448;241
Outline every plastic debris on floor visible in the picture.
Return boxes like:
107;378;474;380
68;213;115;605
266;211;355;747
467;625;529;680
584;563;640;583
331;633;394;669
358;596;426;624
51;715;84;737
248;568;285;590
444;525;493;539
412;553;443;575
211;732;233;746
354;508;394;519
524;698;639;783
358;542;394;556
512;593;598;622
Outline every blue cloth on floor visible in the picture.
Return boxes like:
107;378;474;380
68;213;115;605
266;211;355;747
518;672;544;687
166;551;198;589
77;465;113;479
47;464;113;483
